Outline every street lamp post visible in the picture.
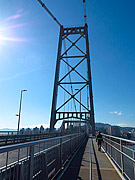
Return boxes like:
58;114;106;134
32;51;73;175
17;90;27;133
75;89;81;132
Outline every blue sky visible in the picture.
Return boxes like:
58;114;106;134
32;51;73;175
0;0;134;129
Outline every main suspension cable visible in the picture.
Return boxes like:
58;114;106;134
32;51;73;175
83;0;87;24
37;0;62;27
37;0;87;26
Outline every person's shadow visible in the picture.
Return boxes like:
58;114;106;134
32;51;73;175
92;139;102;180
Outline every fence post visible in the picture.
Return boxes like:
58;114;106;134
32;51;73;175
56;146;60;171
120;139;124;174
19;163;24;180
41;153;48;180
29;145;34;180
60;138;62;167
75;134;76;148
70;136;71;155
105;137;107;152
110;137;112;158
133;151;135;178
0;170;2;180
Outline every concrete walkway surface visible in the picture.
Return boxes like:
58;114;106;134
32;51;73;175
61;137;121;180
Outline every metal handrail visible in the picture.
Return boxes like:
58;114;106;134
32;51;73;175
103;138;135;163
102;133;135;144
0;132;86;180
102;133;135;180
104;136;135;153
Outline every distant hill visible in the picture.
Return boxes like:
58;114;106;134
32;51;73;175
95;122;111;128
95;122;135;131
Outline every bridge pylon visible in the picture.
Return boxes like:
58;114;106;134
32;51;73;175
50;23;95;135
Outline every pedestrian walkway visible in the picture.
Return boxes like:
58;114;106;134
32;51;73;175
61;137;122;180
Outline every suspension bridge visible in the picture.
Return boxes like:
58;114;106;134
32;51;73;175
0;0;134;180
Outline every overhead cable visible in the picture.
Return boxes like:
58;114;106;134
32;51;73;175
37;0;62;27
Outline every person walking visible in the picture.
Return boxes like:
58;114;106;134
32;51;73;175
96;131;103;151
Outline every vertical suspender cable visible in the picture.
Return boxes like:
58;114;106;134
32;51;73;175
63;40;77;112
64;53;66;112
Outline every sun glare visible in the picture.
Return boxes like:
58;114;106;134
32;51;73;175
0;10;28;45
0;29;6;45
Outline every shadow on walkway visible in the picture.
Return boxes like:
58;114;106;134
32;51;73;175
61;137;88;180
91;139;102;180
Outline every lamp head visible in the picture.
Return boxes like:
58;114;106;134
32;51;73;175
22;89;27;92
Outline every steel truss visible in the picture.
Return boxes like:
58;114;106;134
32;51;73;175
50;24;95;135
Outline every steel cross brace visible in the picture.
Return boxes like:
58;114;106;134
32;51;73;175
61;34;84;57
59;57;87;83
57;83;89;112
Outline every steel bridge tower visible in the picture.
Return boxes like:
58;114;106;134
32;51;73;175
50;24;95;135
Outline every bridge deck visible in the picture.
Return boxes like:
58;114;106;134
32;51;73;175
61;137;121;180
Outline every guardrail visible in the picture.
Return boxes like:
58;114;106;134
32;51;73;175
102;134;135;180
0;131;18;135
0;132;76;146
0;132;86;180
